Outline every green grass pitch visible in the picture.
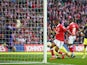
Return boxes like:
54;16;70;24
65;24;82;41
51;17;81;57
0;52;87;65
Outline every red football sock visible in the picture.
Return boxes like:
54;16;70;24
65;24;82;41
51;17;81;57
58;51;63;55
58;51;65;59
50;49;55;57
69;47;73;52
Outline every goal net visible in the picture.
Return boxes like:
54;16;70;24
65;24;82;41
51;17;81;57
0;0;47;64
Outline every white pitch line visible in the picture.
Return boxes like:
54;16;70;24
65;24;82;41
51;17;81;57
0;63;75;65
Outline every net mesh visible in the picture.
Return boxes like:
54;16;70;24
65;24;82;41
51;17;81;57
0;0;44;63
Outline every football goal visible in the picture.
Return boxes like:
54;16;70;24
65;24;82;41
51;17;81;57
0;0;47;64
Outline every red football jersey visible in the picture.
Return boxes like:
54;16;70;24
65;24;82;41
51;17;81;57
67;22;79;35
55;24;67;41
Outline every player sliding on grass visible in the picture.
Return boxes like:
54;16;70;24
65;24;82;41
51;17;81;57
48;20;72;59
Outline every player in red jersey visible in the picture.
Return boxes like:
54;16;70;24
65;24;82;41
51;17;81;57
48;21;72;59
67;20;79;57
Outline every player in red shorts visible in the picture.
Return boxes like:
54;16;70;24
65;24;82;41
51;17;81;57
67;20;79;58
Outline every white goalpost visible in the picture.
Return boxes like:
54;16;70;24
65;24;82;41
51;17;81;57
0;0;47;64
43;0;47;63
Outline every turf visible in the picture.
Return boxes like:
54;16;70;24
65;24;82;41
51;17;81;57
0;52;87;65
48;55;87;65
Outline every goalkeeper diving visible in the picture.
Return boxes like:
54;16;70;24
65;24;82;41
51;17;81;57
3;19;22;52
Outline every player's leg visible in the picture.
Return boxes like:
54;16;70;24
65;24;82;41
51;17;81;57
69;45;75;58
60;46;70;58
82;45;86;59
55;46;65;59
54;40;67;59
68;36;76;58
53;46;61;59
6;44;16;52
83;38;87;54
49;40;64;60
47;42;56;58
10;46;16;52
50;44;55;58
82;38;87;59
9;37;16;52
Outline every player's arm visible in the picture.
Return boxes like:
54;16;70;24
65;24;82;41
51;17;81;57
66;27;72;35
72;27;76;36
66;26;73;36
62;25;72;35
53;26;58;34
77;27;84;36
80;32;85;36
79;26;87;37
66;30;72;35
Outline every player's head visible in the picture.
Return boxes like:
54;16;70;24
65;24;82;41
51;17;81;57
69;18;75;23
53;19;60;26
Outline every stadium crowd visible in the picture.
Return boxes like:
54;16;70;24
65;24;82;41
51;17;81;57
0;0;43;45
0;0;87;46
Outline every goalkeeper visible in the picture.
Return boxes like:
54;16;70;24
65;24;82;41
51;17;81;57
4;19;21;52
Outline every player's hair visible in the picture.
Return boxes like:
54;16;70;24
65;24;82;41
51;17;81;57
69;18;75;23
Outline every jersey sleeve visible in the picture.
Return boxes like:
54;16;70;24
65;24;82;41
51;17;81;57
61;25;67;32
76;24;79;30
67;25;70;30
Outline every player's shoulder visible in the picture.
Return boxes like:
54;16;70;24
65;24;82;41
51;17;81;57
56;24;61;27
70;22;78;26
70;22;75;25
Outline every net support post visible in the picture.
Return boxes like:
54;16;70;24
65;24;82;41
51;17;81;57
43;0;47;63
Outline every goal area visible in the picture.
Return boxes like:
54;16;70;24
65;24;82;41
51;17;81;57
0;0;47;64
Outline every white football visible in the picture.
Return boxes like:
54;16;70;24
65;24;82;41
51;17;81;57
47;42;52;47
16;19;21;28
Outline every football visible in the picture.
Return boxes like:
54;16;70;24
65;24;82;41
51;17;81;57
47;42;52;47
